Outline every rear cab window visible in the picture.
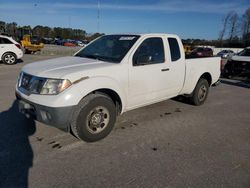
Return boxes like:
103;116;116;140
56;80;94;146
168;38;181;61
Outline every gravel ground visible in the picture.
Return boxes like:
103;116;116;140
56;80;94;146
0;51;250;187
40;44;82;56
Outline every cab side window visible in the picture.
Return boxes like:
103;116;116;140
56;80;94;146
168;38;181;61
133;37;165;66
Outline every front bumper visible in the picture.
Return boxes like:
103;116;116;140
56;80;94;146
16;92;75;132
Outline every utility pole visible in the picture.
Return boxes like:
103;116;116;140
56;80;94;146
97;0;100;33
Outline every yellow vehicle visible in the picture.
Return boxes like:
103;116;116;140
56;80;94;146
183;45;193;55
21;35;44;54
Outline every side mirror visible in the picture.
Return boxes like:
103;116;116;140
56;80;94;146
135;55;152;66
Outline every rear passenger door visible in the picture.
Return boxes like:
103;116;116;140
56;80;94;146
0;37;5;57
0;37;13;57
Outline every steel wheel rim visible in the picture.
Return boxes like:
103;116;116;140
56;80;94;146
198;85;207;101
86;106;110;134
5;54;15;64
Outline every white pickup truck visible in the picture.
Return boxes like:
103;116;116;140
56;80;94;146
16;34;220;142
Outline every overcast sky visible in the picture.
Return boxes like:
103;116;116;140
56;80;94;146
0;0;249;39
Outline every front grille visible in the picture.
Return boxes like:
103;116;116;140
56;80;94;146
231;60;250;73
19;73;46;94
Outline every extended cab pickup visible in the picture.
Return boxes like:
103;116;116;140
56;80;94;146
16;34;220;142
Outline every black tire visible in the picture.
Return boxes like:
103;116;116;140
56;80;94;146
190;78;209;106
24;49;31;54
71;93;117;142
2;52;17;65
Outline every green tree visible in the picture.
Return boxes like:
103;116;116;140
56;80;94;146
0;21;6;33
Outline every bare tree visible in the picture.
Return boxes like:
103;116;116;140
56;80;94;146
228;12;239;42
242;8;250;45
219;13;231;46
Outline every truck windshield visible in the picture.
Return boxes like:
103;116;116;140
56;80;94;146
75;35;140;63
238;48;250;56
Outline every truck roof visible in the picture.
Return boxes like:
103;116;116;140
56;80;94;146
105;33;179;38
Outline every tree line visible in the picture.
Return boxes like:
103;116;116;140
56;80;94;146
183;8;250;48
218;7;250;47
0;21;103;42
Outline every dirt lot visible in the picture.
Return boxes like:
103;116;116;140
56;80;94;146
40;44;81;56
0;50;250;187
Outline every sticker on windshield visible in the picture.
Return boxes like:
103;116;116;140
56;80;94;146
119;36;135;40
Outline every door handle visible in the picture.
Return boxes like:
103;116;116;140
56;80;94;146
161;68;170;72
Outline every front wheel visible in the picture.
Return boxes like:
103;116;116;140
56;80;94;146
190;78;209;106
71;93;117;142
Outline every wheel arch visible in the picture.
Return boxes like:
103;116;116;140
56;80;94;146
69;76;126;114
91;88;123;115
181;71;212;96
199;72;212;86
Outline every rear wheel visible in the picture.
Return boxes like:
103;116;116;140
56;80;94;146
2;52;17;65
190;78;209;106
71;93;117;142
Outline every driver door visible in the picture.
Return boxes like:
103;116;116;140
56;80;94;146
127;37;171;108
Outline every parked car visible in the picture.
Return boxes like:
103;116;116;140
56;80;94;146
63;41;76;47
222;47;250;78
16;34;220;142
188;47;213;58
0;35;23;65
217;50;235;59
54;39;64;45
75;40;85;47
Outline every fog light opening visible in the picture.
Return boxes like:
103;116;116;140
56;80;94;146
40;110;52;121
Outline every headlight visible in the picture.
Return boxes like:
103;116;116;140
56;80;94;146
40;79;71;95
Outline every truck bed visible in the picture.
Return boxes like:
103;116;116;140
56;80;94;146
180;57;221;95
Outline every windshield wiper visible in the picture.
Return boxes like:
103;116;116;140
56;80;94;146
76;54;99;60
77;54;118;63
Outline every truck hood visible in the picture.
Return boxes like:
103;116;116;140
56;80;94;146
22;56;117;80
231;55;250;62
